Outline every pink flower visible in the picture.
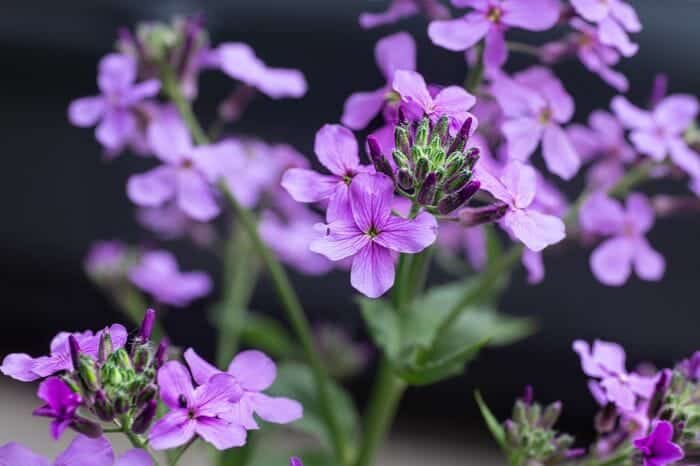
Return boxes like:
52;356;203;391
476;161;566;252
341;32;416;130
33;378;83;440
491;67;581;179
612;94;700;179
580;192;665;286
570;0;641;57
359;0;450;29
634;421;684;466
310;173;438;298
428;0;560;68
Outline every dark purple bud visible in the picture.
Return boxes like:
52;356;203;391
438;181;480;215
397;106;409;125
414;156;429;181
540;401;562;429
443;152;465;180
565;448;587;459
367;137;394;179
138;308;156;342
595;403;618;433
98;331;113;364
154;338;169;368
71;417;102;438
444;170;472;194
132;400;157;434
522;385;534;405
136;384;159;407
417;173;438;206
464;147;481;170
113;392;130;416
69;336;81;372
447;117;473;155
649;73;668;108
648;369;672;417
94;390;114;422
397;168;415;192
458;202;508;227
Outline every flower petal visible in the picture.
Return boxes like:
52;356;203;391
281;168;340;204
310;219;368;261
392;70;434;112
349;173;395;233
147;109;193;164
176;169;220;222
502;0;560;30
433;86;477;120
542;124;581;180
590;236;634;286
633;238;665;282
579;191;625;235
483;27;507;69
157;361;195;409
350;242;395;298
341;89;387;130
655;94;699;135
115;449;153;466
0;353;39;382
123;79;161;106
428;15;490;52
195;417;247;450
501;161;536;209
374;212;438;253
570;0;609;22
54;435;114;466
184;348;220;385
629;130;666;161
668;138;700;178
375;32;416;81
598;17;638;57
600;377;636;411
504;209;565;252
610;1;641;33
68;96;106;127
503;117;543;161
227;350;277;392
314;124;359;176
0;443;50;466
127;166;177;208
96;109;135;151
611;96;653;129
250;393;303;424
194;373;241;415
98;53;136;94
522;249;544;284
149;411;196;451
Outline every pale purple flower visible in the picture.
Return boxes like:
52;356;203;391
0;435;151;466
428;0;560;68
392;70;477;130
359;0;450;29
68;53;160;153
282;124;372;221
573;339;658;412
572;18;628;92
491;67;581;179
634;421;684;466
203;43;307;99
570;0;641;57
0;325;126;382
84;240;129;280
476;161;565;252
568;110;635;164
580;192;665;286
612;95;700;179
437;222;488;271
310;173;438;298
128;250;212;307
32;377;83;440
126;108;230;221
341;32;416;130
137;204;217;247
149;361;246;450
183;349;303;430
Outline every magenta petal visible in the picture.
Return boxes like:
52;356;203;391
227;350;276;392
96;109;135;151
97;53;136;94
115;449;153;466
127;166;177;208
428;15;490;52
350;242;396;298
223;395;258;430
433;86;477;119
572;340;606;378
610;1;641;33
184;348;220;385
570;0;609;22
250;393;303;424
504;209;565;252
392;70;433;112
632;238;665;282
54;435;114;466
68;96;106;127
598;17;638;57
281;168;340;203
601;377;636;411
375;32;416;81
0;443;50;466
195;417;247;450
310;220;368;261
149;411;196;451
157;361;195;409
194;373;241;415
341;89;387;130
314;124;360;176
541;124;581;180
591;236;634;286
500;161;536;209
655;95;698;135
349;173;395;233
0;353;39;381
374;212;437;254
668;138;700;178
176;169;220;221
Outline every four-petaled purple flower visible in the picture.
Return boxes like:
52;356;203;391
68;53;160;154
282;124;372;221
491;66;581;179
310;173;438;298
612;95;700;179
1;325;127;382
149;361;246;450
428;0;560;69
580;192;665;286
0;435;151;466
342;32;416;130
570;0;641;57
33;377;83;440
128;250;212;307
184;348;303;430
573;339;657;412
476;161;565;252
571;18;629;92
359;0;450;29
634;421;684;466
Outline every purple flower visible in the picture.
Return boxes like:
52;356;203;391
149;361;246;450
137;204;216;247
359;0;450;29
310;173;437;298
572;18;629;92
1;325;126;382
32;377;82;439
282;124;371;221
289;458;304;466
84;240;129;280
393;70;477;131
612;95;700;179
68;54;160;153
126;108;228;221
580;192;665;286
570;0;641;57
428;0;560;68
128;250;212;307
522;249;544;284
203;43;307;99
437;222;488;271
476;161;565;252
491;67;581;179
634;421;684;466
678;351;700;382
568;110;635;164
183;348;303;430
341;32;416;130
573;339;658;412
0;435;151;466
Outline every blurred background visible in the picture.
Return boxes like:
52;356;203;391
0;0;698;462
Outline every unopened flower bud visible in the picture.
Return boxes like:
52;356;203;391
69;336;82;372
138;308;156;342
464;147;481;170
417;173;438;206
526;403;541;426
395;126;411;157
98;332;113;364
504;419;520;448
367;139;394;180
61;375;82;394
114;348;134;372
78;356;100;392
513;399;527;425
438;181;480;215
94;390;114;422
458;203;508;227
392;150;410;171
71;417;102;438
132;400;158;434
154;339;169;368
553;434;574;451
443;152;465;180
540;401;562;429
447;117;473;156
136;384;159;407
133;346;152;374
594;403;617;433
415;118;430;147
397;168;415;192
433;116;450;146
521;385;534;405
113;391;131;416
444;170;472;194
414;156;430;181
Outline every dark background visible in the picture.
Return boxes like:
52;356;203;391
0;0;698;439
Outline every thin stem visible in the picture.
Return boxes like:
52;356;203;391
465;43;485;93
159;62;208;146
506;41;542;58
223;186;350;465
123;428;161;466
169;438;197;466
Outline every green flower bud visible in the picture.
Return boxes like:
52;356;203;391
98;332;113;364
540;401;562;429
443;152;465;180
432;116;450;146
113;348;134;372
78;356;100;392
395;125;411;156
414;156;430;182
392;150;410;171
415;118;430;147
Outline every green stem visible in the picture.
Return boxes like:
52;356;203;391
465;43;485;93
506;41;541;58
159;62;208;146
169;438;196;466
223;187;350;465
123;428;160;466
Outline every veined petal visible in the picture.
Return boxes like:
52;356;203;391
310;219;368;261
350;242;396;298
590;236;634;286
504;209;565;252
374;212;438;253
148;411;196;450
428;15;490;52
433;86;477;118
0;353;40;381
227;350;277;392
600;377;636;411
375;32;416;81
157;361;195;409
501;160;536;209
194;373;241;415
392;70;434;112
314;124;360;176
195;417;247;450
542;124;581;180
68;96;106;127
349;173;395;233
281;168;340;203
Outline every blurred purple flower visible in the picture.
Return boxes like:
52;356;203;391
359;0;450;29
68;54;160;154
634;421;684;466
678;351;700;382
128;250;212;307
84;240;129;280
310;173;437;298
437;222;488;271
428;0;560;69
184;349;303;430
149;361;246;450
580;192;665;286
570;0;641;57
137;204;217;247
33;377;83;440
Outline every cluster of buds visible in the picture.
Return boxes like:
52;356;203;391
502;387;578;466
655;369;700;456
367;116;481;215
61;310;166;438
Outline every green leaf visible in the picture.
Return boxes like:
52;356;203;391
239;313;297;359
358;297;401;360
267;362;359;451
475;390;506;450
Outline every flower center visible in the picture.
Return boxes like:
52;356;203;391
181;158;194;169
487;6;503;23
367;226;379;238
539;107;553;124
343;174;354;185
